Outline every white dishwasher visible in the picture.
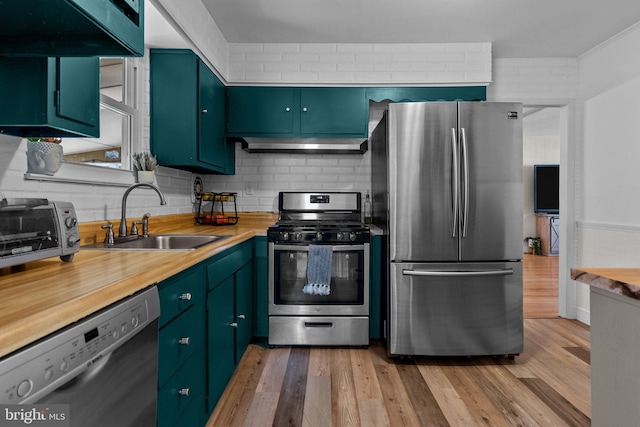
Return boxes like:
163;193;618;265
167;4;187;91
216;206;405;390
0;286;160;427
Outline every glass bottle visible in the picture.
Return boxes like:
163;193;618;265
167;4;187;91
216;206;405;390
364;191;372;224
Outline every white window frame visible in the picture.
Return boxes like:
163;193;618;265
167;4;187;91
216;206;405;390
24;57;145;187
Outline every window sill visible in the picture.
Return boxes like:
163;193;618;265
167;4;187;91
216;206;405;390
24;161;135;187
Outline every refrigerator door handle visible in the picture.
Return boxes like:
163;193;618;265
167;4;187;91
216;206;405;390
461;127;470;237
402;268;514;277
451;127;459;238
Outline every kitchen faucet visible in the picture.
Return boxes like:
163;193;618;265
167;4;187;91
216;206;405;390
119;183;166;238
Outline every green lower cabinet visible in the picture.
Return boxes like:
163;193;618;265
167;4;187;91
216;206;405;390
206;240;254;413
252;237;269;338
206;275;236;410
369;234;382;340
157;265;207;427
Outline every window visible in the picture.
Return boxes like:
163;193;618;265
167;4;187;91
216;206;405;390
60;57;141;170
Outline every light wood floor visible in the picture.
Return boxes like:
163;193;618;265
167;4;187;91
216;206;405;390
208;319;590;427
523;253;559;319
208;254;577;426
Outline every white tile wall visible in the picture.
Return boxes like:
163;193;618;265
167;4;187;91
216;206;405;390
228;43;492;85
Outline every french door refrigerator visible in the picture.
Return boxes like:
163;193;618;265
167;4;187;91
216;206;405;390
371;101;524;357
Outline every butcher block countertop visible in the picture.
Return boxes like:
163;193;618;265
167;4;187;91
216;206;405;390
0;212;277;359
571;267;640;300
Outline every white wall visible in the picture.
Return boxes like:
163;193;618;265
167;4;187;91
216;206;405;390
575;23;640;321
228;43;492;85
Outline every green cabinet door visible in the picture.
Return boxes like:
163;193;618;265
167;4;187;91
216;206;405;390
150;49;233;174
235;262;253;363
207;275;236;412
300;87;367;135
226;87;295;134
0;0;144;57
253;236;269;338
198;61;228;171
226;86;368;138
0;56;99;138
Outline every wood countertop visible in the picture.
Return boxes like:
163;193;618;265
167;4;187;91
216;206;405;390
571;267;640;300
0;212;277;359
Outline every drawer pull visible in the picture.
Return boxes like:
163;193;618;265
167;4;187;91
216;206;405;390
178;337;190;345
237;314;246;320
179;293;192;301
230;322;238;328
178;388;190;396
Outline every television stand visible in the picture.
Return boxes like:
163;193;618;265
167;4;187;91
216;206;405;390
536;213;559;256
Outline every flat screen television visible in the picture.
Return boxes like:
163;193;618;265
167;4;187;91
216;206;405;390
534;164;559;214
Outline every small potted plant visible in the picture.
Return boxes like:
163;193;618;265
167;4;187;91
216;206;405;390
26;137;64;176
524;236;541;255
132;151;158;183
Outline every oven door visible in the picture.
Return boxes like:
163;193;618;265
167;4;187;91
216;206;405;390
268;243;369;316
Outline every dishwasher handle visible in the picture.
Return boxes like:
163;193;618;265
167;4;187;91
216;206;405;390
403;268;514;277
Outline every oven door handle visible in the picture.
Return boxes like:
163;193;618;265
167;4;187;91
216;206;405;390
270;244;366;251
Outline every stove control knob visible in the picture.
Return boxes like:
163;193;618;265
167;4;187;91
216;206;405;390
349;232;357;241
337;232;343;240
282;232;289;240
316;232;323;241
295;232;302;241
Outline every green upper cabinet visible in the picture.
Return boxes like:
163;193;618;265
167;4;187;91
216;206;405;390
300;87;367;135
0;0;144;57
226;87;368;138
150;49;234;174
0;56;100;138
227;87;295;134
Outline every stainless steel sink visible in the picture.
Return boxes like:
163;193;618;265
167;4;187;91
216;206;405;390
83;234;230;251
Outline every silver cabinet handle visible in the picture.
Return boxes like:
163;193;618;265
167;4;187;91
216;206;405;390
285;107;291;112
179;293;192;301
201;109;208;113
237;314;246;320
178;388;190;396
178;337;190;345
302;107;308;112
403;269;514;277
230;322;238;328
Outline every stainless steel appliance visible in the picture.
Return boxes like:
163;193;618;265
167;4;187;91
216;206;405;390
0;286;161;427
268;192;370;346
371;101;524;357
0;198;80;268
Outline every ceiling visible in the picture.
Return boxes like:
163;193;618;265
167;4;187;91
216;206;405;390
196;0;640;58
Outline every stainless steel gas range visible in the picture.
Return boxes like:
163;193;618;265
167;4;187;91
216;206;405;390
267;192;370;346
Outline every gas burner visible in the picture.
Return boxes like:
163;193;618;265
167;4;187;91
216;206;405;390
268;192;370;244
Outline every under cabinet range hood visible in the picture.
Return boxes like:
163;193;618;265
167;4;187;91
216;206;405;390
240;138;368;154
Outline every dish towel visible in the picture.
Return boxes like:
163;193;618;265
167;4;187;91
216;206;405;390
303;245;333;296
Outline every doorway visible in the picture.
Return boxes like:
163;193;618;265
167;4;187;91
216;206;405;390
522;107;561;318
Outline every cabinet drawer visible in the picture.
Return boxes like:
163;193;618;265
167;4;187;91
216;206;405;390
158;306;201;387
157;353;202;427
158;267;203;327
207;240;252;291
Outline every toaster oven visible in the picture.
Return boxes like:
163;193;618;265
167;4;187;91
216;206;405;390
0;198;80;268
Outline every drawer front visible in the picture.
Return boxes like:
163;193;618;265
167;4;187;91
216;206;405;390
207;240;252;291
158;267;203;327
157;353;202;427
158;306;200;387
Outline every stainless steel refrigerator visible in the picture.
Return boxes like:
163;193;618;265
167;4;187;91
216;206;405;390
371;101;524;357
